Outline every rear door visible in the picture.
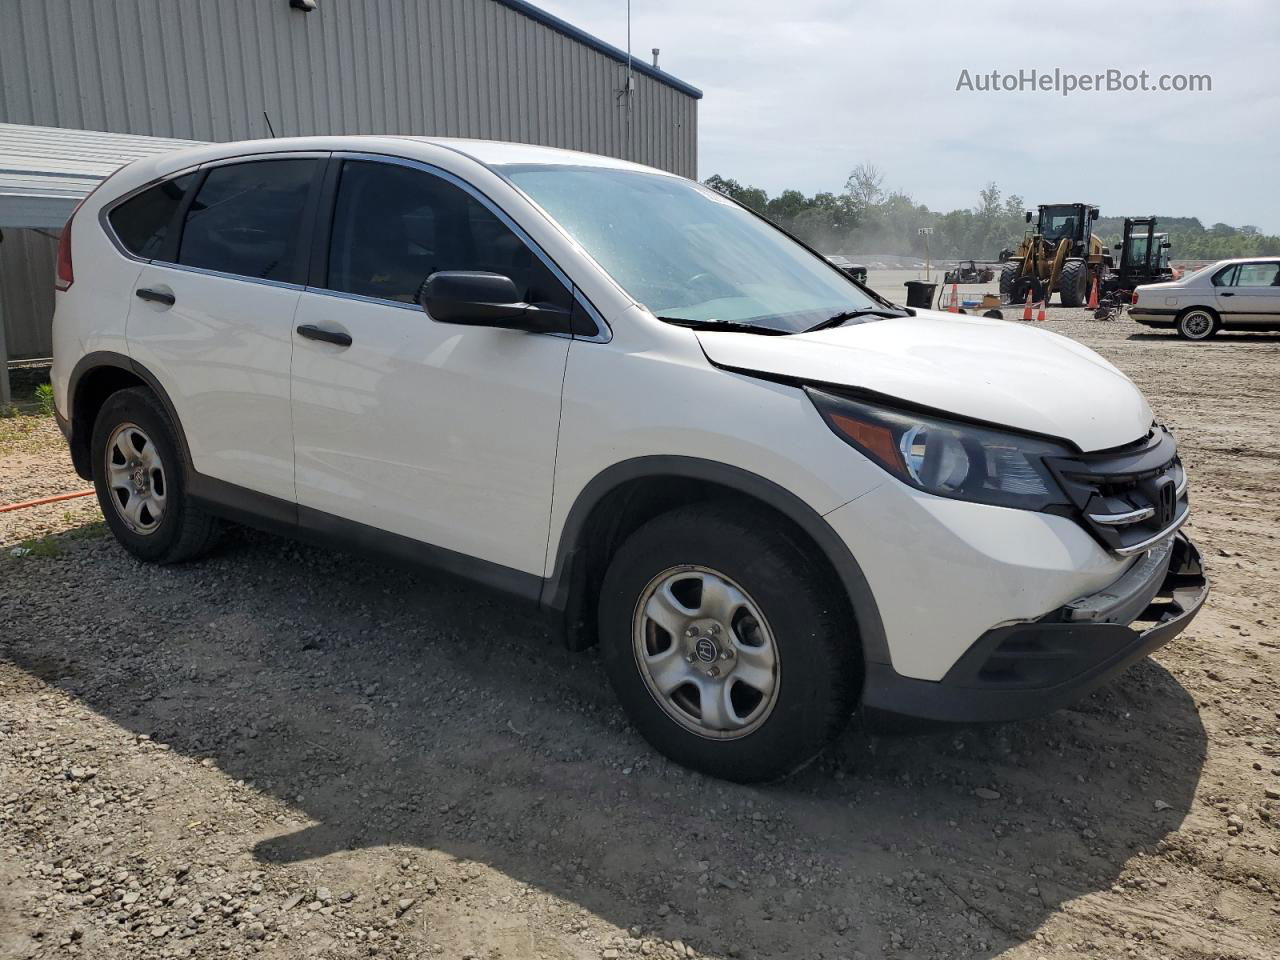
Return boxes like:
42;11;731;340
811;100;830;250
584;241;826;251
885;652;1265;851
1222;261;1280;325
125;155;325;503
288;155;573;580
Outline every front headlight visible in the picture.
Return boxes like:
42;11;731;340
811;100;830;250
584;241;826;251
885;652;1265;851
806;388;1073;511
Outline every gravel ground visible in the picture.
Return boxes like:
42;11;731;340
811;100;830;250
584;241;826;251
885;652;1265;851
2;303;1279;960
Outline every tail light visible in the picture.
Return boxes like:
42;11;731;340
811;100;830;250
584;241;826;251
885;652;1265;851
1131;289;1139;305
54;170;115;292
54;198;86;292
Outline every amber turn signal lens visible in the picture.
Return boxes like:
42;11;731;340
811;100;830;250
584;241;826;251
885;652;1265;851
826;412;904;478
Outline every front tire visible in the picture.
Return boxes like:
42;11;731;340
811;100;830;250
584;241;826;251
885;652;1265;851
999;261;1019;299
91;387;220;563
598;503;860;782
1176;308;1218;341
1058;259;1088;307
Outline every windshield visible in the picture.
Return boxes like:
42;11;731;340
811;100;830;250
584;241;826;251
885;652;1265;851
496;164;880;332
1040;206;1080;242
1127;233;1152;265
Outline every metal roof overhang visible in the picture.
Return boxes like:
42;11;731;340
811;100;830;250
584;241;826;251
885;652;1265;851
0;123;198;229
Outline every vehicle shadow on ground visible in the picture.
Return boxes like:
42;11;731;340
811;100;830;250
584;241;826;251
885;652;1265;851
10;527;1208;959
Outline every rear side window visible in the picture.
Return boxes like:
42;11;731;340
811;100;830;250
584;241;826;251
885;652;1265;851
1212;265;1237;287
325;159;569;307
107;174;195;259
178;159;319;283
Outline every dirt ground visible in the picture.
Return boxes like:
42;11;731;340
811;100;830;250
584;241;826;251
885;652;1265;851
2;299;1279;960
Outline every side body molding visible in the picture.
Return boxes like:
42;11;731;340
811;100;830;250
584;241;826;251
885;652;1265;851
65;364;886;669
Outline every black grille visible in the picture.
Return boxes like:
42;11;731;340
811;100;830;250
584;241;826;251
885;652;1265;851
1046;426;1188;555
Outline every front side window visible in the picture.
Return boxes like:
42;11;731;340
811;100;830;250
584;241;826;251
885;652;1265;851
1235;262;1280;287
108;174;195;259
326;159;570;307
178;159;319;283
497;164;880;332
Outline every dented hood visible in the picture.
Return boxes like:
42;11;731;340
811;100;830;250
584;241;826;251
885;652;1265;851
696;309;1152;452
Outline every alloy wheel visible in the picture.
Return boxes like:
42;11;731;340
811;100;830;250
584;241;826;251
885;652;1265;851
1180;311;1214;339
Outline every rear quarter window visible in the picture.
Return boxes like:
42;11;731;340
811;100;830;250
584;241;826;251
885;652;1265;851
106;174;195;259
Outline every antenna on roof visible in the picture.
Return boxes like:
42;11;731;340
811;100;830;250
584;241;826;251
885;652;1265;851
263;111;277;138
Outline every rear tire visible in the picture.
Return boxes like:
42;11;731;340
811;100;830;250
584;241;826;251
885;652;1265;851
597;502;860;783
1176;308;1218;341
1058;259;1088;307
91;387;220;564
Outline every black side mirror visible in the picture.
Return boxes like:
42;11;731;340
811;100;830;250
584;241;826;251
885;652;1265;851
1113;243;1123;250
1161;241;1172;248
1025;211;1033;223
418;271;569;334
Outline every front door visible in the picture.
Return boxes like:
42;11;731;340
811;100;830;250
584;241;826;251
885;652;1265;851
1220;261;1280;325
289;157;573;579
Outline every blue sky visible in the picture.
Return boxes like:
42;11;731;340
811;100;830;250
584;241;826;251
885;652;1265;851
537;0;1280;231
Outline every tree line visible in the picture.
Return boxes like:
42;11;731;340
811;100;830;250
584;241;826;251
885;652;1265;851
704;166;1280;263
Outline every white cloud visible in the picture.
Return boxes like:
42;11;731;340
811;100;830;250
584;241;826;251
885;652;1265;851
535;0;1280;230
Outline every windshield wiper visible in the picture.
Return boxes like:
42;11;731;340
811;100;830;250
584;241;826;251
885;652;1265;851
656;316;789;335
801;308;909;334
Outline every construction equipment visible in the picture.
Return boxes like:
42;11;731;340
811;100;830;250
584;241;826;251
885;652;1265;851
998;203;1112;307
1100;216;1174;301
943;259;995;284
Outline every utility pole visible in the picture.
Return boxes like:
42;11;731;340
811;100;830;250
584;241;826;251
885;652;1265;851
918;227;935;281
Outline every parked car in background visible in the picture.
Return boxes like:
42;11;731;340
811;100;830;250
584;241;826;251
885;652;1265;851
52;137;1206;781
824;254;869;284
1131;257;1280;340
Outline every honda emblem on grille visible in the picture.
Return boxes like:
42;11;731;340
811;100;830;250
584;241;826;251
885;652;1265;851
1154;476;1177;527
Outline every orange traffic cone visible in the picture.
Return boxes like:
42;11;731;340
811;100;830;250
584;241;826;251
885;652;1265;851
1087;274;1099;309
1022;290;1033;321
947;283;960;313
1036;298;1047;322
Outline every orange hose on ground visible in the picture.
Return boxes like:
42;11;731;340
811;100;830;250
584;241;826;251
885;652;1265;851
0;489;96;513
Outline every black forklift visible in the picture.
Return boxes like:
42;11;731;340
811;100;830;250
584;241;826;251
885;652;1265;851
1101;216;1174;300
1092;217;1174;319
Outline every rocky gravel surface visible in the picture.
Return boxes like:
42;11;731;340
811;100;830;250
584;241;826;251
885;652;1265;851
2;310;1279;959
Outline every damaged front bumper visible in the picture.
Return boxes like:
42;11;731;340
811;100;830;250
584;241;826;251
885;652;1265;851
861;533;1208;729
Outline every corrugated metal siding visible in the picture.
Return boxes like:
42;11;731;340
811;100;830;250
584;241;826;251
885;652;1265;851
0;230;57;359
0;0;699;361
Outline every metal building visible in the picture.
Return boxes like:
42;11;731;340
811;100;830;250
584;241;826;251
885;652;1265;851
0;0;701;371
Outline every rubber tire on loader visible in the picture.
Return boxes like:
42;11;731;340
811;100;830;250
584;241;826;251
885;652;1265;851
999;261;1020;300
92;386;222;564
1058;259;1089;308
597;502;861;783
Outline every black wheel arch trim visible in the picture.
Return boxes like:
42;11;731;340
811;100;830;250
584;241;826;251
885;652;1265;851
66;351;195;482
541;455;890;665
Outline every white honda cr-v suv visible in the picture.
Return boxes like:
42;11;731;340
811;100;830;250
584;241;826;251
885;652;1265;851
51;137;1207;781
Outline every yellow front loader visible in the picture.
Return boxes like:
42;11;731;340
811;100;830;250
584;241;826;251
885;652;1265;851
999;203;1113;307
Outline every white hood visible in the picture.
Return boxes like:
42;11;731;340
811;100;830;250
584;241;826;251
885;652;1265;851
696;310;1152;452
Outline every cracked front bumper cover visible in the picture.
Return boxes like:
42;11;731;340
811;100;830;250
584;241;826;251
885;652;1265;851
861;533;1207;729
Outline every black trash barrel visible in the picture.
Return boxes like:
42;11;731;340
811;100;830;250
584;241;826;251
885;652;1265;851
903;280;937;309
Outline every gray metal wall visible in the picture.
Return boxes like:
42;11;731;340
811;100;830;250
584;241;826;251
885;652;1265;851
0;0;699;361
